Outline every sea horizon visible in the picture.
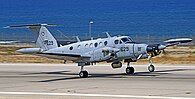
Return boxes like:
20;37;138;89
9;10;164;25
0;0;194;43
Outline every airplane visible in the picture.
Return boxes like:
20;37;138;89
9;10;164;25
5;24;192;78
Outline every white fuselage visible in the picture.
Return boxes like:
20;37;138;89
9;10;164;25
44;36;149;63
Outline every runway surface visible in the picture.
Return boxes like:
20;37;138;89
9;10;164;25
0;63;194;99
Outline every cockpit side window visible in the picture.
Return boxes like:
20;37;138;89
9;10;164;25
121;37;133;43
121;38;128;42
128;37;133;42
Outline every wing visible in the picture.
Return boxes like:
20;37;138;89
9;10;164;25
164;38;192;46
146;38;192;57
37;52;91;62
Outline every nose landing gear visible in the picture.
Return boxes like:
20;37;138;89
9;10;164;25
148;64;155;72
148;55;155;72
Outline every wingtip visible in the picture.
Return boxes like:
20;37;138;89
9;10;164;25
3;26;10;28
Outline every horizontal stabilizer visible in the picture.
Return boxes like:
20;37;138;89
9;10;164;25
4;24;57;28
6;23;58;51
16;48;43;54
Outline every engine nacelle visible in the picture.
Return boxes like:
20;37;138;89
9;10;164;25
146;44;166;57
111;61;122;69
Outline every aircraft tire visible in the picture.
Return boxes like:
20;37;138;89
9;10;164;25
148;65;155;72
79;71;88;78
126;67;134;74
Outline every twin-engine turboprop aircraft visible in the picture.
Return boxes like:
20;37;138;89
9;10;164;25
5;24;192;78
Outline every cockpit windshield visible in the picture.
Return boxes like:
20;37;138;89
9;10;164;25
121;37;133;43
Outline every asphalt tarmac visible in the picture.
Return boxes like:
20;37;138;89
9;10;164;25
0;63;194;99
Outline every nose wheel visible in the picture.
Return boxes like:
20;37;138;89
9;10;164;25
148;65;155;72
148;55;155;72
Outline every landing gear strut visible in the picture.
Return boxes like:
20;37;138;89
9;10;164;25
126;62;134;74
148;56;155;72
79;66;88;78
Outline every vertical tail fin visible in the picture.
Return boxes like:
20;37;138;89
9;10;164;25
5;24;58;51
30;25;58;50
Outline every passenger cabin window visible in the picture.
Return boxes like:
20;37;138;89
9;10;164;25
89;43;93;48
114;40;119;44
69;46;73;50
104;41;108;46
94;43;98;47
77;45;81;49
85;44;88;48
99;42;103;46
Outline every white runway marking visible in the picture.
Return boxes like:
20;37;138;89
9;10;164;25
0;92;194;99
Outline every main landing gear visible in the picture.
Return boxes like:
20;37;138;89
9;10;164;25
126;62;134;74
79;66;88;78
77;57;155;78
148;56;155;72
125;56;155;75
